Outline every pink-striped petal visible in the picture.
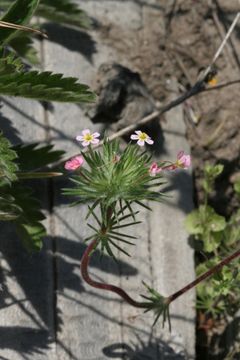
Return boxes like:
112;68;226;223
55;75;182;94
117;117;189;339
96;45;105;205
76;135;84;141
64;155;84;170
92;132;100;138
82;129;91;135
91;138;100;144
177;150;184;160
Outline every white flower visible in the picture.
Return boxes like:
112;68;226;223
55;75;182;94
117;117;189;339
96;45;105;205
76;129;100;147
130;130;154;146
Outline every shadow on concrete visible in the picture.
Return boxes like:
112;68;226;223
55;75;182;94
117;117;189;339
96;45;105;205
0;98;78;147
0;223;137;312
42;23;97;63
0;221;139;357
102;332;186;360
0;326;51;356
158;171;194;214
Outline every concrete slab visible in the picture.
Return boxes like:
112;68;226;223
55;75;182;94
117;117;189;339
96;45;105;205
0;96;56;359
150;79;195;359
0;1;195;359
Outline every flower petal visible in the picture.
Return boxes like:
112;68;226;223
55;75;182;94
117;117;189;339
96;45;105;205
177;150;184;160
137;139;145;146
149;162;162;176
75;156;84;166
135;130;142;135
130;134;139;140
92;132;100;138
183;155;191;168
82;129;91;135
146;138;154;145
91;138;100;144
76;135;84;141
82;140;90;147
64;155;84;170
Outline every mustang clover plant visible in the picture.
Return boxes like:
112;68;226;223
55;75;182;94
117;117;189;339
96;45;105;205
64;130;193;327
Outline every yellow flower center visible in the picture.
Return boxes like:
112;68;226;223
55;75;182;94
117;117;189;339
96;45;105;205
139;132;148;140
84;134;93;141
176;159;183;168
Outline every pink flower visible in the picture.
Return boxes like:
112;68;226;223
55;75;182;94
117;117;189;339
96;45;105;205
64;155;84;171
130;130;154;146
76;129;100;147
149;162;162;176
161;151;191;171
176;151;191;169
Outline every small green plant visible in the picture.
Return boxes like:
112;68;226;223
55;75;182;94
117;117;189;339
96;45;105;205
62;133;240;328
186;163;240;317
2;0;240;333
63;129;194;327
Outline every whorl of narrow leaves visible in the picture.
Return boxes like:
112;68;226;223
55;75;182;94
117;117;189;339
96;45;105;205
64;140;165;257
0;132;18;185
64;140;164;207
0;56;96;102
0;0;39;44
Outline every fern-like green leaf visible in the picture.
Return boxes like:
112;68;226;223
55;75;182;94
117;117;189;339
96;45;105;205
37;0;91;29
0;131;18;185
0;56;96;102
16;221;46;251
0;0;39;44
0;0;91;29
9;33;39;64
0;50;23;71
11;185;46;251
0;194;22;220
14;143;64;171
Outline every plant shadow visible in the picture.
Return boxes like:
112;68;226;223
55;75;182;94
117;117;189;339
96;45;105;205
42;23;97;63
102;332;186;360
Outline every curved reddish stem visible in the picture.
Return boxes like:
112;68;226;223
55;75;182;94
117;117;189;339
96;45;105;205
168;248;240;304
80;239;148;308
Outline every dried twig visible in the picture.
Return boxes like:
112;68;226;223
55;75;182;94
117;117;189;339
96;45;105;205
213;0;240;69
0;20;47;38
200;12;240;82
212;10;235;67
